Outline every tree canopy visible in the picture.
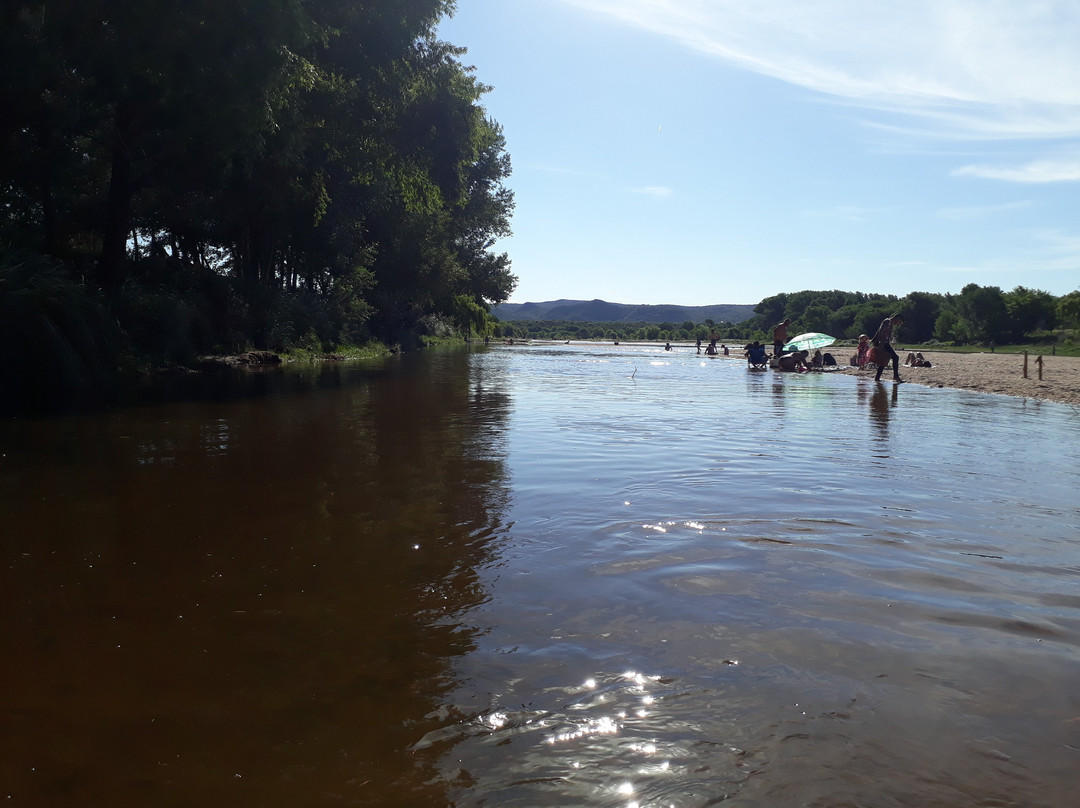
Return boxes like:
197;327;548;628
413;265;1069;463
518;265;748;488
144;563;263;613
739;285;1068;347
1;0;515;363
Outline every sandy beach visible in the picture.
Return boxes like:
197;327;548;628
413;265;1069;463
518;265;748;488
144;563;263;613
837;349;1080;407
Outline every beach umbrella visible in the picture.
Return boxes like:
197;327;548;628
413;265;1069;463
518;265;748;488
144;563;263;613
783;332;835;352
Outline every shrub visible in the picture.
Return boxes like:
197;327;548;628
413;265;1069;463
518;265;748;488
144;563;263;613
0;250;119;413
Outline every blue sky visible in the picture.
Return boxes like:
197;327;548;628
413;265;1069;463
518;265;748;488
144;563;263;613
438;0;1080;306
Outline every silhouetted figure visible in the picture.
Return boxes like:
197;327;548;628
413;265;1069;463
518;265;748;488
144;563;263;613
871;313;905;383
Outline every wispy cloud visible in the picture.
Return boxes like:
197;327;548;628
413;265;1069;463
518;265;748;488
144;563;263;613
1027;228;1080;270
951;160;1080;182
936;200;1032;219
936;228;1080;274
563;0;1080;140
630;185;673;198
800;205;892;222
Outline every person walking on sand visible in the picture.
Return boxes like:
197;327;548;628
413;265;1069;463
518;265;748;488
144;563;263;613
871;313;904;383
772;318;792;359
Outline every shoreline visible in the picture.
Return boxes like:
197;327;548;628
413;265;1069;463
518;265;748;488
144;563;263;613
835;350;1080;407
531;340;1080;406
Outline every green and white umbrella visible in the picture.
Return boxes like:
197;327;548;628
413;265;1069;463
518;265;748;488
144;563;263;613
783;332;835;352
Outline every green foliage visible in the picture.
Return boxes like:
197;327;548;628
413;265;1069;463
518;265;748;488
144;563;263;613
955;284;1010;343
898;292;939;343
742;290;901;341
522;285;1071;351
1;0;516;357
450;294;489;337
934;308;961;342
1004;286;1058;334
0;250;120;413
1058;291;1080;329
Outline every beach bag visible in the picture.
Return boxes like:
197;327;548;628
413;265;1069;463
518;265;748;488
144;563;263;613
869;347;889;366
822;352;836;366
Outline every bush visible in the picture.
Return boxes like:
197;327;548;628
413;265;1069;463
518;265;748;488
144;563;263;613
0;250;120;413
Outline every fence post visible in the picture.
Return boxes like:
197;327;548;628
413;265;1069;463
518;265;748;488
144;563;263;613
1023;351;1028;379
1035;354;1044;381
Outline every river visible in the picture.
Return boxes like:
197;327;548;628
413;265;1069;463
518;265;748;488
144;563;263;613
2;343;1079;807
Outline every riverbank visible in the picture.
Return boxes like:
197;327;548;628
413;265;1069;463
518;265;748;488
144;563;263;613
838;350;1080;407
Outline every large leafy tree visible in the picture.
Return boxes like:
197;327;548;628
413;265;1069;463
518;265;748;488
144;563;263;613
1058;291;1080;329
898;291;941;343
1003;286;1057;334
0;0;314;286
955;284;1010;344
1;0;515;353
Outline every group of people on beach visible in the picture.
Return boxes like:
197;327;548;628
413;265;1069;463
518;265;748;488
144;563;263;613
757;313;908;383
761;318;828;373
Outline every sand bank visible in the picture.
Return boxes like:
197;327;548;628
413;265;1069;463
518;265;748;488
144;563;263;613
837;350;1080;407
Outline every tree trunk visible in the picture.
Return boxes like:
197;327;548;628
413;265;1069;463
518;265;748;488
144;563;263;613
98;142;132;290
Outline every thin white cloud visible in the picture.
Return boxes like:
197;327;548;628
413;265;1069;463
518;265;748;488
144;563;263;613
563;0;1080;139
1028;228;1080;270
800;205;892;222
951;160;1080;182
631;185;673;198
936;228;1080;274
936;200;1032;219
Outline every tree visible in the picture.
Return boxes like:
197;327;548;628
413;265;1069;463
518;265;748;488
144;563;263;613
956;284;1010;344
1004;286;1057;334
1;0;517;359
0;251;118;413
899;292;942;344
450;294;487;337
1057;291;1080;329
800;304;832;334
934;309;961;342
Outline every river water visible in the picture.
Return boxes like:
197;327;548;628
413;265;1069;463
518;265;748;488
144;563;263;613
2;343;1079;807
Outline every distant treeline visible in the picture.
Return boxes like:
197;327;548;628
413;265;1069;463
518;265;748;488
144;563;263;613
744;286;1077;345
503;286;1080;347
492;299;755;324
501;319;743;343
1;1;514;412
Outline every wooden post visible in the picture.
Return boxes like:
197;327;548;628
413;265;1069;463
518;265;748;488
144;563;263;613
1035;354;1044;381
1023;351;1028;379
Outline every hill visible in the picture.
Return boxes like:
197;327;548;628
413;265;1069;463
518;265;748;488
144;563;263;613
492;299;756;324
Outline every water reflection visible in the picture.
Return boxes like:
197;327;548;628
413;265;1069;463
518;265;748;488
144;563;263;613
427;344;1080;808
868;380;898;443
5;344;1080;807
0;348;510;807
419;668;755;808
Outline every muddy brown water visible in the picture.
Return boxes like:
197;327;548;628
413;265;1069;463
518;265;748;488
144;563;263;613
3;344;1079;807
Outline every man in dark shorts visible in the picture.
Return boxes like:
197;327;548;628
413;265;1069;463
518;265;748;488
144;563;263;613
772;318;792;359
871;313;905;383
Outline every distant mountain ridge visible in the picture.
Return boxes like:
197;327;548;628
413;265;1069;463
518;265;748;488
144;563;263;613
493;299;756;324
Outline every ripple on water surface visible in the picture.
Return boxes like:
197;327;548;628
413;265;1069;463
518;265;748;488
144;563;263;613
428;346;1080;806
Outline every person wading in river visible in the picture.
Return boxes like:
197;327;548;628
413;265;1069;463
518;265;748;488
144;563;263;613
871;313;905;383
772;318;792;359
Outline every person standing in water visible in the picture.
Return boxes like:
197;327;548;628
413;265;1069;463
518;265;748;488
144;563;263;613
871;313;904;383
772;318;792;359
